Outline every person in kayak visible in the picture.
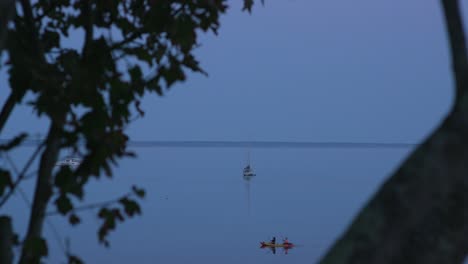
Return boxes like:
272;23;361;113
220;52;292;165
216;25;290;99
283;237;290;245
270;237;276;244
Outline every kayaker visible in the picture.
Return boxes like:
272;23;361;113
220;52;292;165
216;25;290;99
283;237;290;244
270;237;276;244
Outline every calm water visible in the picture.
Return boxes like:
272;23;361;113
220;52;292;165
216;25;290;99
5;146;411;263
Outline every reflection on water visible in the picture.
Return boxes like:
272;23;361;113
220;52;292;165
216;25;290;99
243;175;253;216
260;238;295;255
5;146;409;263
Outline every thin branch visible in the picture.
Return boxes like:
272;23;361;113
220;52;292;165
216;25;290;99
18;0;46;64
19;0;38;45
0;0;45;136
0;93;17;135
110;31;143;50
81;0;94;57
2;151;32;207
46;192;134;216
441;0;468;101
23;170;38;180
2;150;68;260
0;141;46;208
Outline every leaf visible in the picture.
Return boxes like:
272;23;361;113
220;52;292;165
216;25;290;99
54;166;73;187
132;185;146;198
42;30;60;51
112;208;124;221
242;0;254;12
182;54;206;75
97;208;109;219
97;208;113;246
55;194;73;215
134;100;145;117
68;255;84;264
69;213;81;226
242;0;264;12
0;169;13;196
119;197;141;217
23;237;48;258
129;65;142;82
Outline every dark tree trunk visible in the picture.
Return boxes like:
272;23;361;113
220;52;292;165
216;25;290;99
0;0;15;55
0;0;17;135
319;1;468;263
18;118;63;264
0;216;13;264
319;113;468;263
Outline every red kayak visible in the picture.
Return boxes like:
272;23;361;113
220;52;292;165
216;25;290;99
260;242;294;248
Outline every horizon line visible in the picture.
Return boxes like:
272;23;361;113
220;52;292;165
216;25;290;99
0;139;418;149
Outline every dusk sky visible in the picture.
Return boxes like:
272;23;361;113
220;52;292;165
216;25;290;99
1;0;464;143
2;1;468;263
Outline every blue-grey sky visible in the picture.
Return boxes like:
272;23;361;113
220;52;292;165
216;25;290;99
2;1;468;263
1;0;464;143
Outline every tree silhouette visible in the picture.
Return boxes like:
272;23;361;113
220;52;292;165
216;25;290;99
320;1;468;263
0;0;261;263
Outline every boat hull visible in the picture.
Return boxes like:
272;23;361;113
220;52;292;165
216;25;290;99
260;242;294;248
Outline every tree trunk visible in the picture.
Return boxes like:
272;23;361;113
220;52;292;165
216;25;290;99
319;0;468;262
0;0;17;135
319;111;468;263
18;118;63;264
0;216;13;264
0;0;15;55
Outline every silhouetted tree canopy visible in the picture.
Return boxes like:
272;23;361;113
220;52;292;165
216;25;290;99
0;0;261;263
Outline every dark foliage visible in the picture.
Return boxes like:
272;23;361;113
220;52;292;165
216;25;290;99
0;0;261;262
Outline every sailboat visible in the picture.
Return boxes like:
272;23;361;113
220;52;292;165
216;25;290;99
243;150;256;177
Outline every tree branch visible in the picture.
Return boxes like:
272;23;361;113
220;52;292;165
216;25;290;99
441;0;468;102
0;142;44;208
19;0;38;45
46;192;134;216
81;0;94;57
0;0;45;136
110;31;143;50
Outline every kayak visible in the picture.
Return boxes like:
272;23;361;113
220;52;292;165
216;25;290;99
260;242;294;248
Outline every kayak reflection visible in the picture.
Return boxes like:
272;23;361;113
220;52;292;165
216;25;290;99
260;237;294;255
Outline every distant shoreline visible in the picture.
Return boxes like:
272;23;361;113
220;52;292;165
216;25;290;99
0;139;417;149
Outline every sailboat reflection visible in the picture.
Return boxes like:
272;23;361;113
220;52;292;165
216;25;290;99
243;150;255;215
243;174;254;215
